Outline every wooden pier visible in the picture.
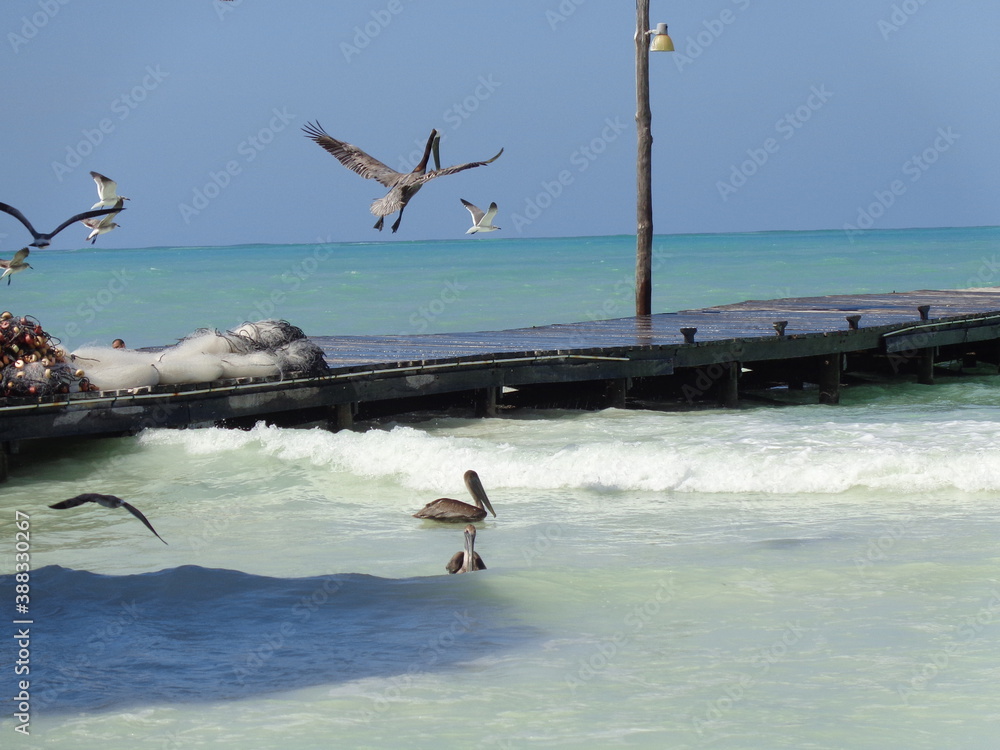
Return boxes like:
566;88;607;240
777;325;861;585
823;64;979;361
2;288;1000;477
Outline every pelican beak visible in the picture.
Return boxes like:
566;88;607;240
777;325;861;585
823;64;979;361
467;471;496;517
431;130;442;171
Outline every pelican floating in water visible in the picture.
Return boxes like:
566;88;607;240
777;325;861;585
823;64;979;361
0;202;125;249
49;493;168;544
413;469;496;522
0;248;31;285
89;171;130;209
461;199;500;234
82;197;125;244
446;524;486;574
302;122;503;233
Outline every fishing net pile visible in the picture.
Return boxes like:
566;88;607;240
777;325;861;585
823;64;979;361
69;319;330;392
0;311;82;398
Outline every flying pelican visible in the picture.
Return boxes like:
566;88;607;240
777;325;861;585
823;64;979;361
90;171;130;209
0;202;125;249
413;469;496;522
0;248;31;285
445;524;487;574
302;122;503;233
461;199;500;234
49;493;168;544
82;197;125;244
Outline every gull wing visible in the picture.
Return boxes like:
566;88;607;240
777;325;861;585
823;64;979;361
90;171;119;203
445;550;465;574
482;202;499;224
0;202;40;239
49;494;97;509
461;199;485;225
50;206;125;239
422;148;503;183
302;121;402;188
122;501;168;544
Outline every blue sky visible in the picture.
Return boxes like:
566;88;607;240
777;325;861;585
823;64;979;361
1;0;998;249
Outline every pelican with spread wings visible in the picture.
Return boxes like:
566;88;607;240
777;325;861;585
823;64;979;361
302;122;502;233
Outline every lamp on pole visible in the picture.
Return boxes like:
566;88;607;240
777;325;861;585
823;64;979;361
635;3;673;316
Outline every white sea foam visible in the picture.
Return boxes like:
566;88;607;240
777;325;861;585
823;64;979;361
138;402;1000;495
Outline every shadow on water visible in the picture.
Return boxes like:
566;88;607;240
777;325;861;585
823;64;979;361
4;564;532;715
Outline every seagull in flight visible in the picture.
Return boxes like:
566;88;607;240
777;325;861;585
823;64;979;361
82;197;125;244
461;199;500;234
49;493;168;544
90;171;130;209
0;202;125;249
0;248;31;285
302;122;503;233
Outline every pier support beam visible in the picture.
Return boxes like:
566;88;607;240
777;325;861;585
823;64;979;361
917;348;935;385
474;387;499;418
720;362;740;408
818;355;841;405
1;441;19;484
330;403;355;432
605;378;629;409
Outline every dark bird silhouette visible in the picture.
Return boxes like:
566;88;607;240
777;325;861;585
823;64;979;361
49;493;168;544
0;247;31;285
446;524;487;574
302;122;503;233
413;469;496;522
0;202;124;249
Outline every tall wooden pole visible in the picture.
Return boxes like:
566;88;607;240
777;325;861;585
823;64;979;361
635;0;653;316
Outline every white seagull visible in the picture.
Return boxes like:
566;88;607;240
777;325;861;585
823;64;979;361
0;202;125;249
0;248;31;285
461;199;500;234
82;197;125;244
90;171;130;209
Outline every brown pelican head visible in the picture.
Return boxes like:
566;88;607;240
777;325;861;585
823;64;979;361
464;469;496;518
431;130;442;171
414;129;441;174
446;523;485;574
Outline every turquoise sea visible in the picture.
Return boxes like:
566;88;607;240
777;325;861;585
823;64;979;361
3;226;1000;749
